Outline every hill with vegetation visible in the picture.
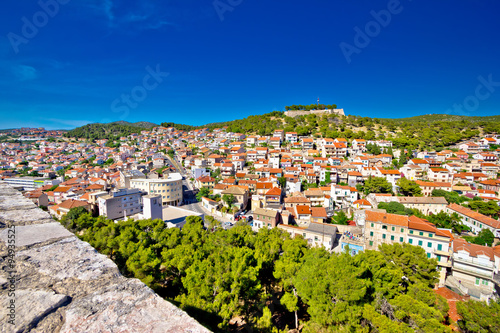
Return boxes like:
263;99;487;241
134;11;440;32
183;112;500;150
111;120;158;128
67;111;500;150
64;122;155;141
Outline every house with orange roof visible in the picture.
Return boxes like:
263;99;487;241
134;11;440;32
415;180;452;197
353;199;372;210
446;203;500;237
459;142;482;154
375;168;401;187
285;132;298;143
408;158;430;171
361;210;452;285
451;238;499;301
330;184;359;208
49;199;90;219
428;167;452;183
264;187;282;208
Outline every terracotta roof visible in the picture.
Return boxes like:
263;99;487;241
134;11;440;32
197;176;215;182
265;187;282;196
310;207;327;218
365;210;409;227
353;199;371;206
285;196;311;204
408;215;438;233
58;199;88;210
434;287;468;323
447;203;500;229
296;205;311;215
453;238;495;260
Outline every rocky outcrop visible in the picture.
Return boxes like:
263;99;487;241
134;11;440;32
0;182;210;333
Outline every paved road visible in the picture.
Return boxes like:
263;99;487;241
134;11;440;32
165;151;238;229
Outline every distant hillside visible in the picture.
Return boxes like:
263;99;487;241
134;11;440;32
65;112;500;150
111;121;158;128
380;114;500;123
64;122;153;141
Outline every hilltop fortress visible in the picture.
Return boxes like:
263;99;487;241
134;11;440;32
284;108;345;117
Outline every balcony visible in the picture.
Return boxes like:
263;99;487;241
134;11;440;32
453;255;495;270
434;249;452;257
436;260;452;268
452;266;493;280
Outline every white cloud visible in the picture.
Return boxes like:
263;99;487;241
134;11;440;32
76;0;173;31
45;118;93;129
12;65;38;81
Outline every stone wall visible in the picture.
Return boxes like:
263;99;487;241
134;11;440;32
284;108;345;118
0;182;210;333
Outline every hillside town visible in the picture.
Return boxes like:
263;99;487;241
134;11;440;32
2;125;500;306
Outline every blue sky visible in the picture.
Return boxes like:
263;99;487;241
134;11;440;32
0;0;499;129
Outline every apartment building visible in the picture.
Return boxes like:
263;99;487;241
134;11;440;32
451;239;498;301
278;222;337;250
363;211;452;285
98;188;144;220
428;168;452;183
130;173;183;206
285;132;298;143
252;207;281;231
3;176;50;191
415;180;452;197
398;196;448;215
446;203;500;237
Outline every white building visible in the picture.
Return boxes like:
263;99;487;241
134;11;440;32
98;188;144;220
130;173;183;206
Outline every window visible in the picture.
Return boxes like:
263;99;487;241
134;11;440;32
370;231;374;237
419;232;424;236
371;223;374;227
437;244;442;251
437;255;441;261
369;241;373;246
391;235;395;241
409;239;413;244
383;234;386;239
429;233;433;237
427;242;432;248
418;240;423;246
391;226;395;231
409;230;414;234
400;237;404;242
475;277;480;285
401;228;404;233
482;280;488;286
427;253;431;258
382;225;388;230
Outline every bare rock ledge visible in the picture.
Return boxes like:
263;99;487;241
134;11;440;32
0;182;211;333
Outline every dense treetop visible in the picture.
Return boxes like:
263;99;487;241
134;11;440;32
55;208;500;332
